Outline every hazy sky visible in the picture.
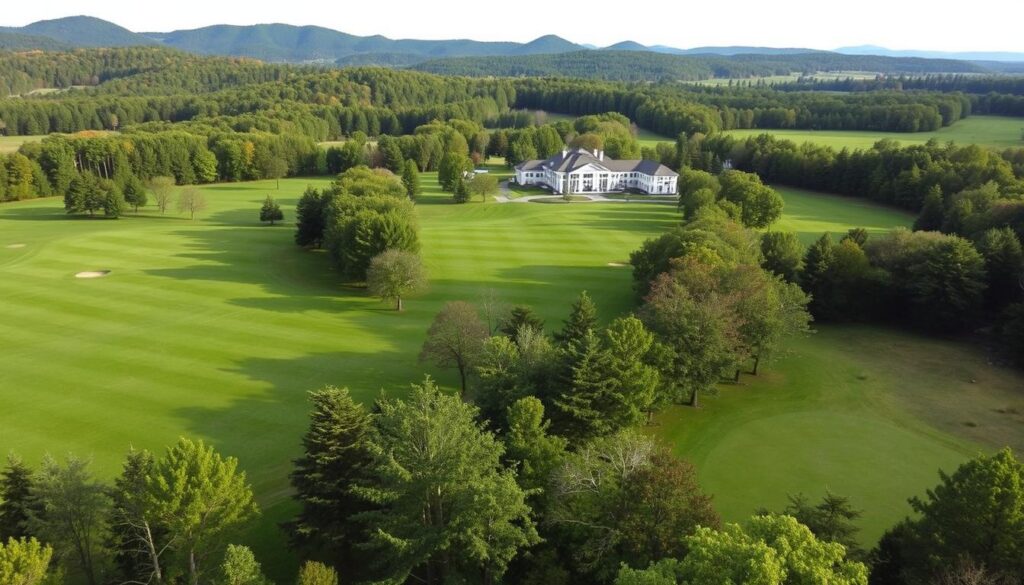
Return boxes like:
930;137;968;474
5;0;1024;52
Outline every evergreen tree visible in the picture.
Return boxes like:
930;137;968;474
913;185;945;231
108;449;160;585
401;159;421;200
121;173;147;213
355;377;539;585
294;187;325;248
553;291;598;347
259;195;283;225
0;454;34;541
453;176;470;204
498;306;545;338
287;386;374;569
802;233;836;316
503;397;567;498
551;329;620;441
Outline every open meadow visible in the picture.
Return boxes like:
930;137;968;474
723;115;1024;150
0;172;1017;576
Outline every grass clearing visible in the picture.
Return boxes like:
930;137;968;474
0;173;1015;575
654;325;1024;546
0;135;42;153
724;115;1024;150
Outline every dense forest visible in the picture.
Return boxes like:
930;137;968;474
411;50;994;81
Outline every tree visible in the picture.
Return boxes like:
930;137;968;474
177;188;208;220
550;432;717;581
287;386;374;566
28;454;110;585
974;227;1024;309
602;316;663;423
1001;303;1024;367
904;235;987;331
294;187;325;248
108;448;162;585
779;492;863;559
217;544;269;585
297;561;339;585
148;176;175;215
438;152;471;192
761;232;804;282
122;173;147;213
498;305;545;338
551;329;620;440
913;185;945;231
259;195;283;225
378;136;405;174
468;173;499;202
899;448;1024;582
64;172;105;216
259;156;288;189
678;515;867;585
0;537;53;585
453;176;470;204
419;301;490;397
553;291;598;347
354;377;539;585
401;159;421;200
0;454;34;541
143;438;258;585
503;397;567;498
365;249;427;311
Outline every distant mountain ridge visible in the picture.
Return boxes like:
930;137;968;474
836;44;1024;63
0;15;1021;69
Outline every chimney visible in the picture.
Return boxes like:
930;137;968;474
562;148;568;158
593;148;599;158
599;150;604;161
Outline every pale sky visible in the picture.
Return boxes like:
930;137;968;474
5;0;1024;52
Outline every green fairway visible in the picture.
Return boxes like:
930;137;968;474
654;325;1024;546
0;172;1014;576
724;115;1024;150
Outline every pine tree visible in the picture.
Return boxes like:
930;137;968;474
108;449;160;585
802;233;836;315
453;176;470;204
551;330;620;441
553;291;598;347
121;174;147;213
259;195;283;225
401;159;421;200
0;454;34;541
288;387;374;570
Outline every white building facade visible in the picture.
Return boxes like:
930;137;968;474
514;148;678;195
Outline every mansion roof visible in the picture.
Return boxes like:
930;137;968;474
515;148;678;177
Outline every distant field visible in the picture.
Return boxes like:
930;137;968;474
724;115;1024;150
0;135;42;153
656;324;1024;546
773;186;914;244
691;71;882;87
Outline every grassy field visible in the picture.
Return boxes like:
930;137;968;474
655;325;1024;545
774;186;914;244
0;135;42;153
0;174;1013;576
724;115;1024;150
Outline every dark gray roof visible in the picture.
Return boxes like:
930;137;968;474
515;148;677;177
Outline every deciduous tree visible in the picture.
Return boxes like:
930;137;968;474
366;249;427;311
177;188;208;220
419;301;490;397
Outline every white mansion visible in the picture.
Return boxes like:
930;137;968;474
514;148;678;195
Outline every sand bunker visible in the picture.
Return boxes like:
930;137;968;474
607;262;628;267
75;270;111;279
5;244;25;249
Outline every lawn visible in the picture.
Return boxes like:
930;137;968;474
773;186;914;244
654;325;1024;546
0;173;1014;577
724;115;1024;150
